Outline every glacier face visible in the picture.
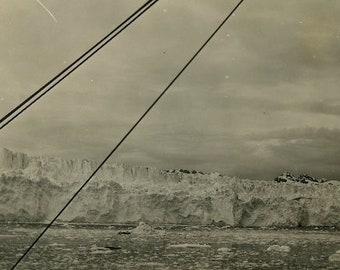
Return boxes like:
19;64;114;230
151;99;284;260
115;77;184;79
0;148;339;227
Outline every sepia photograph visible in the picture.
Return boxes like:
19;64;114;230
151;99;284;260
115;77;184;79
0;0;339;269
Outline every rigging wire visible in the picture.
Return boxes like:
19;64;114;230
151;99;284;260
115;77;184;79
0;0;158;131
10;0;245;269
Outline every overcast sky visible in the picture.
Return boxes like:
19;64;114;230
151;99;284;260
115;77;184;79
1;0;340;180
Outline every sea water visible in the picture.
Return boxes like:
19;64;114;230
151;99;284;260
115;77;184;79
0;224;339;269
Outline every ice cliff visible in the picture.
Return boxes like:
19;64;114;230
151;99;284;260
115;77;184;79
0;148;339;227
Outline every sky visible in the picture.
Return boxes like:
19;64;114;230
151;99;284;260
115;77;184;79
1;0;340;180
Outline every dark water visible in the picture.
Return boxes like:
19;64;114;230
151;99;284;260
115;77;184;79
0;224;339;269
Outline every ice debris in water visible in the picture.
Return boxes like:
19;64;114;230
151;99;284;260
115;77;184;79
168;243;211;248
90;244;113;255
132;222;155;234
217;247;232;253
266;245;291;252
329;250;340;262
48;243;65;247
136;262;165;267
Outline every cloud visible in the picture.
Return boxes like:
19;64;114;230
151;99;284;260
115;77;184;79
298;99;340;116
244;127;340;179
1;1;340;180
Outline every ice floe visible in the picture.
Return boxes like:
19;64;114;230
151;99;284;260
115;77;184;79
266;245;291;252
48;243;65;247
168;243;211;248
132;222;155;234
217;247;232;253
89;244;118;255
329;250;340;262
131;222;166;236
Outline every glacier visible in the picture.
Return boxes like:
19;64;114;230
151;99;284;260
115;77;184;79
0;148;339;227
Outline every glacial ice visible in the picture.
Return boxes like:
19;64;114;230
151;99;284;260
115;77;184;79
0;148;339;228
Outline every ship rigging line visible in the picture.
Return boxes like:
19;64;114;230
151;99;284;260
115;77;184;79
10;1;245;269
0;0;158;131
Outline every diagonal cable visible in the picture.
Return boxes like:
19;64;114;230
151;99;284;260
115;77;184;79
0;0;158;130
10;0;244;269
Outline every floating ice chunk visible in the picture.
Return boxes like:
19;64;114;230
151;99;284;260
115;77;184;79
329;254;340;262
131;222;166;236
137;262;165;267
168;243;211;248
49;243;65;247
266;245;290;252
132;222;155;235
91;249;113;255
90;245;115;255
90;244;100;250
217;247;232;252
329;250;340;262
